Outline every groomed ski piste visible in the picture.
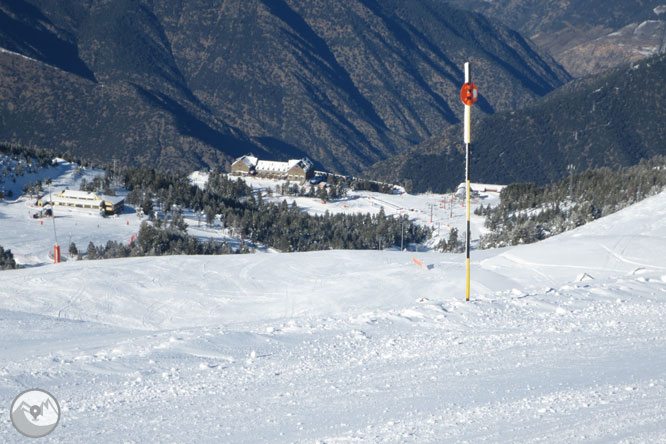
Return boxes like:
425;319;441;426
2;163;666;442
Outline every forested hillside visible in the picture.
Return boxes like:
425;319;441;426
370;53;666;193
477;155;666;248
0;0;569;175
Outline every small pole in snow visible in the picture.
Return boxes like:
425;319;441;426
461;62;478;301
49;184;60;263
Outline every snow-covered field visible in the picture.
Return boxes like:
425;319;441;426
2;161;666;442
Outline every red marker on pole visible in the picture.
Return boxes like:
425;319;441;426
54;244;61;264
460;82;478;107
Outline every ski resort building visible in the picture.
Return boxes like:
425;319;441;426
39;190;125;215
231;155;314;181
456;183;506;194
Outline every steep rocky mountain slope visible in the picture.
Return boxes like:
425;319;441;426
370;52;666;193
556;19;666;77
0;0;569;174
445;0;666;77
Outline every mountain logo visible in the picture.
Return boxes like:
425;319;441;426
10;388;61;438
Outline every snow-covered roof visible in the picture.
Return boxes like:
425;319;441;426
231;155;259;168
48;190;124;205
290;158;313;171
256;158;312;173
240;155;258;167
256;160;289;172
234;154;312;173
100;195;125;205
46;195;103;207
59;189;100;200
456;183;506;192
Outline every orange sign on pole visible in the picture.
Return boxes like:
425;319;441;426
460;82;478;106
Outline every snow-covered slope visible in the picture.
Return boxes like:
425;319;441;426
483;189;666;287
2;189;666;441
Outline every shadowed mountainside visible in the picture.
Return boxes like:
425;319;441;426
370;53;666;193
0;0;569;174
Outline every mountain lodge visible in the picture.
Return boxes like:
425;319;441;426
231;155;314;182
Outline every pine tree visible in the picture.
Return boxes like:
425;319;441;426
141;198;154;218
86;241;98;259
0;246;18;270
170;208;188;232
317;186;328;202
205;205;216;227
448;227;460;252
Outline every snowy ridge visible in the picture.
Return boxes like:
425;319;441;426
0;47;40;64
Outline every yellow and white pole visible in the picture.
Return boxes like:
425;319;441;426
460;63;478;301
464;63;471;301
